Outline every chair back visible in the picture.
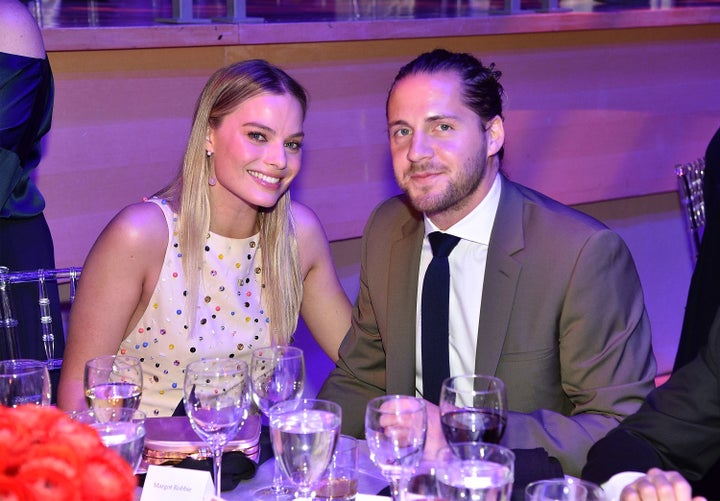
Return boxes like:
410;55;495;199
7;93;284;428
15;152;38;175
675;157;706;260
0;267;82;368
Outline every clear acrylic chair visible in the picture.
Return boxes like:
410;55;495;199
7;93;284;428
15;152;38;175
0;266;81;369
675;157;706;261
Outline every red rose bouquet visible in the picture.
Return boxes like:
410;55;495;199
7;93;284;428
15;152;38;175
0;405;137;501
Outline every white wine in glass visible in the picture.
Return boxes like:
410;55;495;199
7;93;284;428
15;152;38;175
84;355;142;416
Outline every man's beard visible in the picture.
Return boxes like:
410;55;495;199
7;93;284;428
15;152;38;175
401;152;488;217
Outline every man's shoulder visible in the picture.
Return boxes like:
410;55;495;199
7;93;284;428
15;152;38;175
365;194;421;233
508;179;608;232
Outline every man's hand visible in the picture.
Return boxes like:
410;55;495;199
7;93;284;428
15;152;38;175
422;401;448;461
620;468;706;501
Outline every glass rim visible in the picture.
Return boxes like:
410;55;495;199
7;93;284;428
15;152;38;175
250;345;304;358
268;397;341;420
0;359;49;375
367;394;426;413
441;374;505;390
437;441;516;461
85;354;142;368
185;357;249;373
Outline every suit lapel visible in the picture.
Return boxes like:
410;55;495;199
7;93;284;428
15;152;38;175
475;178;525;377
386;214;424;395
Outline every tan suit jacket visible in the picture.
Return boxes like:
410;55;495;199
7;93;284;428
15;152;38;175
318;176;656;476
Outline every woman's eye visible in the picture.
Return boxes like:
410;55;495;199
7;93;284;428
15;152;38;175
248;132;267;142
285;141;302;152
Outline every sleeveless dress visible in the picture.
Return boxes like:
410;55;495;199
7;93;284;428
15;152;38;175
119;198;270;416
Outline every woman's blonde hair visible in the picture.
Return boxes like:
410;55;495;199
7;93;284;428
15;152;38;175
157;59;307;345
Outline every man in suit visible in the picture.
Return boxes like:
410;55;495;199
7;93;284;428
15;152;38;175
317;48;656;477
582;307;720;500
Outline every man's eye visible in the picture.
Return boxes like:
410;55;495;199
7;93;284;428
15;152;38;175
394;128;411;137
437;123;452;132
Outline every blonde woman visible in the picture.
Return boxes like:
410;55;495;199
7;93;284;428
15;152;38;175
58;60;351;417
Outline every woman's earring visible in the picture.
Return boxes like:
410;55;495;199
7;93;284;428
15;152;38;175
206;149;213;157
208;176;216;187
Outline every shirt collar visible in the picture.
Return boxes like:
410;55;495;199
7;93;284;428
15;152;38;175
423;172;502;246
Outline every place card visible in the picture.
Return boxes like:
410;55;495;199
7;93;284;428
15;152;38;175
140;464;215;501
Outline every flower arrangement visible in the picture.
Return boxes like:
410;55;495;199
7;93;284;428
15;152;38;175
0;405;137;501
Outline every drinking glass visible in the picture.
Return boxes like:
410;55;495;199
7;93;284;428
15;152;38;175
316;434;360;501
84;355;143;419
439;374;507;445
70;408;146;472
183;358;251;498
526;479;606;501
0;359;51;406
365;395;427;501
435;442;515;501
250;345;305;500
269;398;341;501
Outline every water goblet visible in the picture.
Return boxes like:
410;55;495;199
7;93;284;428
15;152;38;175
439;374;507;445
250;345;305;500
526;478;606;501
365;395;427;501
0;359;51;407
84;355;143;419
183;357;251;499
70;408;146;472
435;442;515;501
269;398;342;501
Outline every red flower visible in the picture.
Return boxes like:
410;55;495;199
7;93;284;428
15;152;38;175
0;405;137;501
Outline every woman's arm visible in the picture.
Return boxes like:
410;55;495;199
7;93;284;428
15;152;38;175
293;202;352;362
57;202;167;411
0;0;45;58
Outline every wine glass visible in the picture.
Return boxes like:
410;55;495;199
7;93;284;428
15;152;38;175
365;395;427;501
250;345;305;501
439;374;507;446
435;442;515;501
70;408;146;472
269;398;341;501
526;478;606;501
183;357;250;498
84;355;143;419
0;359;51;407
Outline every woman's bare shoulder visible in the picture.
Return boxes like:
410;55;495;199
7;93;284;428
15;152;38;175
0;1;45;58
98;201;169;252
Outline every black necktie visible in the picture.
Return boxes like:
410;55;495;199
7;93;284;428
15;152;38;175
421;231;461;405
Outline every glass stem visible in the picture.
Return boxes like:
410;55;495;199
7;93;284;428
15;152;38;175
271;458;284;492
213;447;223;498
389;476;404;501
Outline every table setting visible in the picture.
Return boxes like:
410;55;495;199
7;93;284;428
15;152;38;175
0;350;608;501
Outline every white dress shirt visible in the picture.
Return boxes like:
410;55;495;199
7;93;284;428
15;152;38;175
415;172;502;398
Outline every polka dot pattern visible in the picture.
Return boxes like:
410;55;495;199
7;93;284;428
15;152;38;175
119;198;269;417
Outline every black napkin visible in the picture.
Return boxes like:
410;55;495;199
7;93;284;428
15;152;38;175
174;452;258;492
511;448;564;501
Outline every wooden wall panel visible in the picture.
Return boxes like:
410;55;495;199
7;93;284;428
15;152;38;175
40;24;720;268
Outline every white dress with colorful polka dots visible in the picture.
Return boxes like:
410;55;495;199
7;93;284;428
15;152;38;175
119;198;270;417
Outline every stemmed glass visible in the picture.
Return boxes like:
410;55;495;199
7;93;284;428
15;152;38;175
439;374;507;446
183;357;251;499
84;355;143;419
269;398;341;501
365;395;427;501
250;345;305;500
0;359;51;406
